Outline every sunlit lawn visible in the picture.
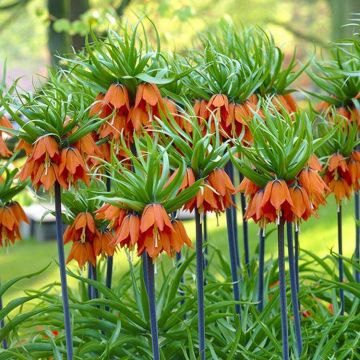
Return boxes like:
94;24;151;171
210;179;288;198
0;196;356;303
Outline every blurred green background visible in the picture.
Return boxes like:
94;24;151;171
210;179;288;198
0;0;359;301
0;0;359;88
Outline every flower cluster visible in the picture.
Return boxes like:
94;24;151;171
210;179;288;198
64;212;115;268
18;136;90;191
240;156;328;227
96;203;191;259
171;167;237;214
232;104;329;228
323;152;360;203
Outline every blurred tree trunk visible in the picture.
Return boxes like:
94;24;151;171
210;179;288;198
70;0;89;51
48;0;70;66
328;0;360;40
116;0;132;17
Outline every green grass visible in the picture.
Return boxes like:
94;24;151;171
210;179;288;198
0;195;356;303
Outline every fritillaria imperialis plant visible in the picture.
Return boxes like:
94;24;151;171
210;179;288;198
66;22;187;288
309;46;360;286
315;114;360;314
96;134;201;360
181;44;261;276
231;103;329;359
156;109;237;358
1;82;104;359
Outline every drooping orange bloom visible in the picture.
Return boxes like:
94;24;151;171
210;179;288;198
283;186;313;222
59;147;90;187
93;230;116;257
115;213;141;250
0;202;29;247
139;204;174;258
308;154;322;171
130;83;164;132
298;167;328;209
0;116;13;158
99;113;129;141
193;99;209;120
261;180;294;222
207;94;229;125
72;132;102;167
348;151;360;190
316;96;360;128
237;177;259;196
104;84;130;112
96;203;127;230
90;93;113;119
244;189;266;224
112;203;192;259
326;176;353;203
64;212;97;245
0;137;12;158
67;241;96;268
33;162;64;191
15;139;33;156
224;102;253;141
18;136;63;190
328;153;348;173
90;85;133;147
170;220;192;252
64;212;99;268
19;135;91;190
322;153;353;204
273;94;297;113
137;204;192;259
171;167;236;214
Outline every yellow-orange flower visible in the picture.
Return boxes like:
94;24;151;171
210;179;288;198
0;202;29;247
18;136;62;190
283;186;313;222
112;204;192;259
130;83;164;132
59;147;90;187
322;153;353;204
261;180;294;222
93;230;116;257
0;115;13;158
273;94;297;113
298;168;328;209
64;212;107;268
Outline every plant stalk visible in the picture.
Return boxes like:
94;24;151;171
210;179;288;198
294;227;300;294
203;213;208;270
87;263;92;300
105;176;114;290
287;222;302;357
239;172;250;273
224;163;240;270
355;191;360;283
337;204;345;315
278;218;289;360
176;251;185;299
91;264;99;299
258;228;265;312
145;255;160;360
142;253;149;293
195;209;206;360
226;207;241;317
54;182;73;360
